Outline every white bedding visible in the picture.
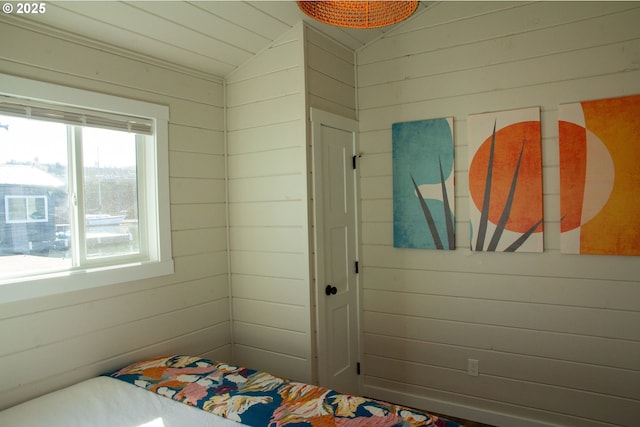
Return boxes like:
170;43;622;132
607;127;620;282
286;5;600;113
0;376;245;427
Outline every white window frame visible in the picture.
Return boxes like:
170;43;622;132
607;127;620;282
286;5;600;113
0;73;173;303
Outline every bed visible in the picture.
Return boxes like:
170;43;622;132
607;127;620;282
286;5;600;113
0;355;461;427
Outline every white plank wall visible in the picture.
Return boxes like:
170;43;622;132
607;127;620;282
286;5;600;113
305;26;357;121
357;2;640;427
226;24;314;383
0;21;231;410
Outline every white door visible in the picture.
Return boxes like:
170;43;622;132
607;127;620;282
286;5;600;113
310;108;359;395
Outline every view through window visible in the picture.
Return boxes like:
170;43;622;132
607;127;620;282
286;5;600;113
0;114;142;280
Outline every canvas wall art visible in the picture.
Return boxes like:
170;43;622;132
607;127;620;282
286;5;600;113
559;94;640;255
467;107;543;252
392;117;455;250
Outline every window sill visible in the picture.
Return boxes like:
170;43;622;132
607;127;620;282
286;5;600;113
0;259;174;304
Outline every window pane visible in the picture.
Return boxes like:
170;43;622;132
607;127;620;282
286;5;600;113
82;127;139;259
28;196;47;222
6;197;27;222
0;114;71;278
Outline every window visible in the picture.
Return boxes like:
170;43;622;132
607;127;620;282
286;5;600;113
0;74;173;302
5;195;48;223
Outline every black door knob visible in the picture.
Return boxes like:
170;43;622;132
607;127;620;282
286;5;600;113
325;284;337;295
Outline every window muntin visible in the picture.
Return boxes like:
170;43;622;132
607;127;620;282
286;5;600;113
0;73;172;303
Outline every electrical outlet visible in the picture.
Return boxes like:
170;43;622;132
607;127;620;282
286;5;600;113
467;358;479;376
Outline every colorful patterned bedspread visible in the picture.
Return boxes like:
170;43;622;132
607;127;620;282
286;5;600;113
105;355;461;427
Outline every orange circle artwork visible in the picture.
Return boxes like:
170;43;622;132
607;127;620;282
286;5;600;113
469;121;543;233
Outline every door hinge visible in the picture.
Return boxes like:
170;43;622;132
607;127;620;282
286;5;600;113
357;362;361;375
354;261;359;274
352;155;357;169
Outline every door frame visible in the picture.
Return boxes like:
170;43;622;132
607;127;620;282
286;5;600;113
309;107;361;393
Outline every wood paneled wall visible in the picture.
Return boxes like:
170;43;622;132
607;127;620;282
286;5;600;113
357;2;640;426
0;20;230;410
305;26;357;121
225;23;357;384
226;24;314;383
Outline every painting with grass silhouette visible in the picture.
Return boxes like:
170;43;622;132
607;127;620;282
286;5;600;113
559;94;640;255
467;107;543;252
392;117;455;250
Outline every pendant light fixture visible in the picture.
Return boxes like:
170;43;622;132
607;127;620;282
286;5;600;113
297;0;418;29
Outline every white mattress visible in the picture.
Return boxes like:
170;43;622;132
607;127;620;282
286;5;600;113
0;376;245;427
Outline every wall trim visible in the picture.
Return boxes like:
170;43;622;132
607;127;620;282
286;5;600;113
362;384;565;427
1;16;224;84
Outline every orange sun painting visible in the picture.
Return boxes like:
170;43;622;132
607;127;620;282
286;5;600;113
468;107;543;252
559;94;640;255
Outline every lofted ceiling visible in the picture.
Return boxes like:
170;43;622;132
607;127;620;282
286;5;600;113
2;1;428;79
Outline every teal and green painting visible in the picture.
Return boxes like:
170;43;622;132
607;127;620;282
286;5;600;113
392;118;455;249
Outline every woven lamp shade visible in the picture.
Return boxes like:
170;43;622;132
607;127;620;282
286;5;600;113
297;1;418;29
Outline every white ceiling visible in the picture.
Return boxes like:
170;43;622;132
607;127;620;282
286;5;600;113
4;1;427;78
